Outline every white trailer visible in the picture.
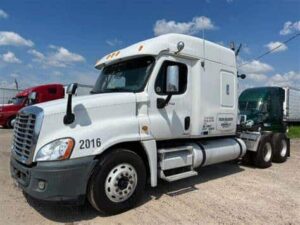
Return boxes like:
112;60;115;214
10;34;289;214
283;87;300;122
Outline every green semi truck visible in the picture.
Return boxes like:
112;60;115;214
238;86;300;168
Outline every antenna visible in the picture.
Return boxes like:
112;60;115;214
201;28;205;68
235;44;242;56
230;41;235;51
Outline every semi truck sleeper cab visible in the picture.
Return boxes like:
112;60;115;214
10;34;290;214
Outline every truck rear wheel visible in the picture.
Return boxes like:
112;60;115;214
254;135;273;168
88;149;146;214
272;133;288;163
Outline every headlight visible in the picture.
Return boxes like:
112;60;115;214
35;138;74;162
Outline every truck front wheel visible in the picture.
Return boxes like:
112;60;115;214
6;116;16;129
88;149;146;214
254;135;273;168
272;133;288;163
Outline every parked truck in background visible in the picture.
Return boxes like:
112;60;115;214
0;84;64;128
238;86;300;165
10;34;290;214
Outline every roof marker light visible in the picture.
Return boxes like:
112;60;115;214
138;45;144;51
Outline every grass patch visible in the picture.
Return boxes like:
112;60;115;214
288;125;300;139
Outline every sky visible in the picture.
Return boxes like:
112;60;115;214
0;0;299;90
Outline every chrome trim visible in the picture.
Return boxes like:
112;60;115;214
11;106;43;165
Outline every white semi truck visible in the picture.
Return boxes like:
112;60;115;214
10;34;289;214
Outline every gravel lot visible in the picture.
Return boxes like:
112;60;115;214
0;129;299;225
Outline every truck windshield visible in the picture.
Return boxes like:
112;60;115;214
10;96;26;105
239;88;269;115
239;101;261;111
91;56;155;94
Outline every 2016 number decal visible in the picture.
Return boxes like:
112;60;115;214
79;138;101;149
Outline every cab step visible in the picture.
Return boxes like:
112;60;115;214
158;146;193;154
159;170;198;182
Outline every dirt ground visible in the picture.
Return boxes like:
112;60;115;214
0;129;299;225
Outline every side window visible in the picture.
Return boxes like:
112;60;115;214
48;88;57;95
155;61;187;95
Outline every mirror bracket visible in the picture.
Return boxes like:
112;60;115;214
157;94;172;109
64;83;78;125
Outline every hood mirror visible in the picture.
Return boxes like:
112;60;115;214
64;83;78;125
66;83;78;95
28;92;37;105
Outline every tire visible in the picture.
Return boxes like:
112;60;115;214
88;149;146;214
253;135;273;168
272;133;289;163
6;117;16;129
242;151;254;165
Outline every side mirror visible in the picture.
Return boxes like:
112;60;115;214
66;83;78;95
28;92;37;105
157;65;180;109
166;65;180;94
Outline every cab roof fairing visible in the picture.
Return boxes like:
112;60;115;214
94;33;236;69
16;83;63;97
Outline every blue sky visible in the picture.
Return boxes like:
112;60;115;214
0;0;299;90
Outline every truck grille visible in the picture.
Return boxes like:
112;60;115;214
12;113;36;164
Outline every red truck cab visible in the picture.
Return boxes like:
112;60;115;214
0;84;65;128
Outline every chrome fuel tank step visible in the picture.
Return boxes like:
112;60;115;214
158;138;246;182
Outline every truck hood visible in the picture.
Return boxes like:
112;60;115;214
35;93;137;116
30;92;139;160
0;103;22;112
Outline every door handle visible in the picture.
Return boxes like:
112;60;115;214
185;117;190;130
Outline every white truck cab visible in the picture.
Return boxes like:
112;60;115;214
10;34;288;214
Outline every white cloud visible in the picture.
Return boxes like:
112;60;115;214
265;41;287;53
267;71;300;87
28;49;45;60
239;59;273;75
1;51;22;64
10;73;19;78
0;9;8;19
106;38;123;47
242;46;251;54
47;46;85;67
246;73;268;82
28;46;85;67
279;21;300;35
0;31;34;47
153;16;216;36
238;59;274;92
239;70;300;93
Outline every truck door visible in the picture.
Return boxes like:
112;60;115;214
148;56;192;140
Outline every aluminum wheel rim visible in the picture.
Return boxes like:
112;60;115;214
263;143;272;162
280;139;287;157
105;163;137;203
11;118;16;127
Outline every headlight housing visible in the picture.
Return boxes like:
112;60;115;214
35;138;74;162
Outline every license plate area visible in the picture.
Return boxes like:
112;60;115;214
11;162;31;187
